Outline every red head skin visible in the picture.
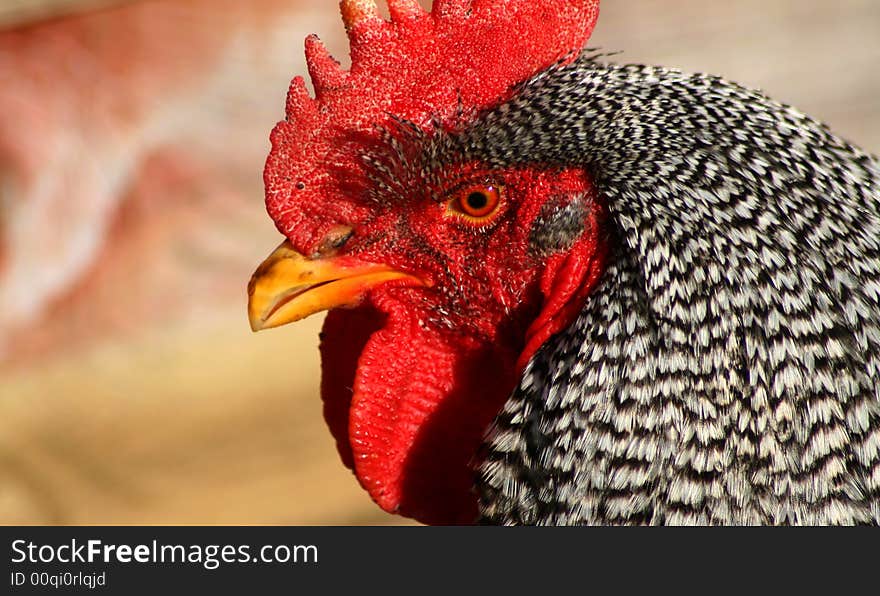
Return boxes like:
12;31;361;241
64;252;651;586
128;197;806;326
263;0;604;524
320;165;608;524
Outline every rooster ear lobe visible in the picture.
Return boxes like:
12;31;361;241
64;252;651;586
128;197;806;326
519;195;609;371
528;195;589;257
518;241;608;371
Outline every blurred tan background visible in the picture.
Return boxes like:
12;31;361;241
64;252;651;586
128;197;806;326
0;0;877;525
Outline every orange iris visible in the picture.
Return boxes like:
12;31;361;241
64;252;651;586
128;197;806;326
446;183;504;223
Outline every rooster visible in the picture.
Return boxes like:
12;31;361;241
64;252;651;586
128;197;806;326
247;0;880;525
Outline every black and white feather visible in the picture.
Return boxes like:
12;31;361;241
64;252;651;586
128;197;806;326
462;54;880;525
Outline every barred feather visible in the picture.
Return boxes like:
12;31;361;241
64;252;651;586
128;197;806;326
467;56;880;525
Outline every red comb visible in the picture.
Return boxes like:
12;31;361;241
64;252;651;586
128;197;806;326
264;0;600;249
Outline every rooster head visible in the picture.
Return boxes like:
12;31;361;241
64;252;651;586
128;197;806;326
248;0;604;524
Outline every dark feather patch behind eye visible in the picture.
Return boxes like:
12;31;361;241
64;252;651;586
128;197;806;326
529;195;588;256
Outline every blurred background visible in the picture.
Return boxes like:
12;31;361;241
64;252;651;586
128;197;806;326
0;0;877;525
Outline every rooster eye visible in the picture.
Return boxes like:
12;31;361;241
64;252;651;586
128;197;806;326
446;183;504;224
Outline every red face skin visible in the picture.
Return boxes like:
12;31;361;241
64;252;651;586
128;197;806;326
315;163;608;525
260;0;604;525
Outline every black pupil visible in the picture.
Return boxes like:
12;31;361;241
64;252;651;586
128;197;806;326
466;191;489;211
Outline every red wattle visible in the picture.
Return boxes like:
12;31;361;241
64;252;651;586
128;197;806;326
321;307;387;471
519;220;609;372
320;297;520;525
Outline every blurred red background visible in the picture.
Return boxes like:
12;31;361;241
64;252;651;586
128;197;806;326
0;0;878;524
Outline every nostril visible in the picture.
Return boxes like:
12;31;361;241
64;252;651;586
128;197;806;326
330;227;354;249
314;225;354;257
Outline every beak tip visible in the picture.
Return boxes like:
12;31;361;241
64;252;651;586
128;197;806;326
248;315;266;333
247;239;426;333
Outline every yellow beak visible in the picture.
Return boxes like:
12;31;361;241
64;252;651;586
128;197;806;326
247;241;425;331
